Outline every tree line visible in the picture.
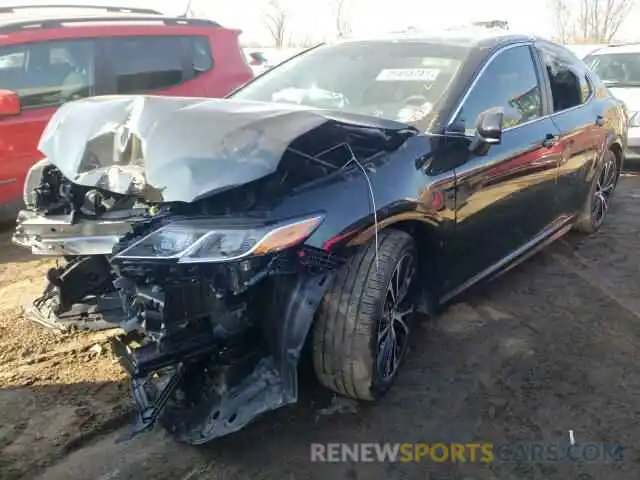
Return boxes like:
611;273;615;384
263;0;353;48
551;0;635;43
183;0;637;47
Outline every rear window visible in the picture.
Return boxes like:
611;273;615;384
103;35;213;94
0;39;96;108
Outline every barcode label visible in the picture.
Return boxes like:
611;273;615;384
376;68;440;82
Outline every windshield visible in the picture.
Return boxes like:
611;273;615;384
584;52;640;86
230;42;469;126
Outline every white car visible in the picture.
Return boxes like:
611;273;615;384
584;43;640;163
565;44;607;59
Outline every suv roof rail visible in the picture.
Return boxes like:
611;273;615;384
0;5;163;15
0;16;221;34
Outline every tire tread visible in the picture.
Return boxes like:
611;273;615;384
312;229;415;400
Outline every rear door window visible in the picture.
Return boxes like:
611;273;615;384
0;39;96;109
536;43;591;113
102;35;213;94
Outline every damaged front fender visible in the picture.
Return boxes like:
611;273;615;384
110;265;335;445
264;271;334;402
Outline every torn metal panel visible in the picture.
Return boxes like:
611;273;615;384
25;291;123;332
24;256;122;332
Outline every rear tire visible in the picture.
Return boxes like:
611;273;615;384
312;229;418;401
573;150;618;234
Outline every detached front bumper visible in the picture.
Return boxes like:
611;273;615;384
11;209;134;332
23;255;123;332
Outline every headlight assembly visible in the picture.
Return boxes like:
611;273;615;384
112;215;324;263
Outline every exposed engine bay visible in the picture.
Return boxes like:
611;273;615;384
13;95;416;443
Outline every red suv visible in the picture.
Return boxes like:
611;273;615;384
0;5;253;220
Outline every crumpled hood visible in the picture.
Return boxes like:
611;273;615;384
39;95;412;203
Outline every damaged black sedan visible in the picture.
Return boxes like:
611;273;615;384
13;31;627;444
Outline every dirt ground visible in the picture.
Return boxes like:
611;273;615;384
1;177;640;480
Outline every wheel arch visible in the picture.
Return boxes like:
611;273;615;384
325;215;445;314
378;220;441;314
609;140;623;173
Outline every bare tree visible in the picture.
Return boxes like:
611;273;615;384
334;0;353;37
263;0;290;48
293;34;321;48
583;0;633;42
551;0;634;43
181;0;207;18
550;0;574;43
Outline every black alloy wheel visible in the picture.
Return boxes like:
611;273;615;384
574;150;619;234
312;229;419;401
591;152;618;229
377;252;416;381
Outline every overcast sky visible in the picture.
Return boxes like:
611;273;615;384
2;0;639;45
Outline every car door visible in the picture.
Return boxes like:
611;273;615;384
0;38;100;210
441;43;563;294
535;41;608;215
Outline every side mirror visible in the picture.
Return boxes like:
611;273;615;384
469;107;503;155
0;90;20;117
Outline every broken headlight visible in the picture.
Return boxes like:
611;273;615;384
112;215;324;263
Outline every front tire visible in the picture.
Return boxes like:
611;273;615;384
312;229;418;401
574;150;618;234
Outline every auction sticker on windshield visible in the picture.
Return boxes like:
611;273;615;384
376;68;440;82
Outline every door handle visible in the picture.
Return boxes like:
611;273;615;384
542;133;559;148
596;115;605;126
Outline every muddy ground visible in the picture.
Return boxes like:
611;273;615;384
1;177;640;480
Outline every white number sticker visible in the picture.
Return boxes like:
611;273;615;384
375;68;440;82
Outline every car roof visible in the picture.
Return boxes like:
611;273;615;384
334;27;535;50
0;4;221;34
588;43;640;55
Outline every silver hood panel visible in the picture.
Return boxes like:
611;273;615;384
39;95;412;203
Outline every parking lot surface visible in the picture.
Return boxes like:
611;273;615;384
1;176;639;480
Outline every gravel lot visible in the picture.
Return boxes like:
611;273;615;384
1;176;639;480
